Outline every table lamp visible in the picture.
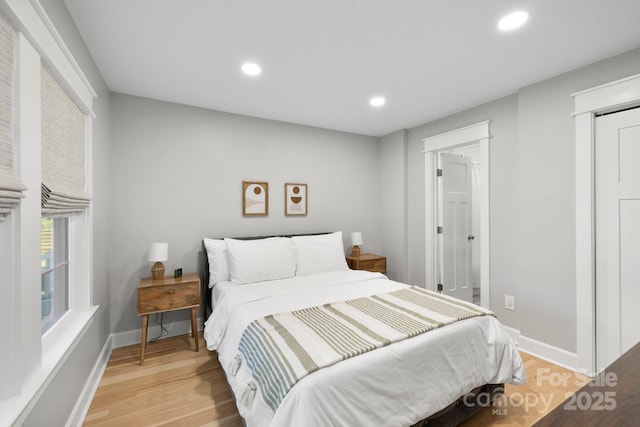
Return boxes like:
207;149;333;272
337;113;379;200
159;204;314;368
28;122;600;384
351;232;363;257
148;242;168;280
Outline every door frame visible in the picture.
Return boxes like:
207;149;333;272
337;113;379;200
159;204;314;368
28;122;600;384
573;73;640;375
423;121;491;308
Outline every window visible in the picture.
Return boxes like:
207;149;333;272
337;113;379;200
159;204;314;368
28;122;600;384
0;2;97;423
40;217;69;333
39;64;89;333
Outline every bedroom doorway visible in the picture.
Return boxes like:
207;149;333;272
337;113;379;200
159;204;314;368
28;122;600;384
423;122;491;308
437;147;481;303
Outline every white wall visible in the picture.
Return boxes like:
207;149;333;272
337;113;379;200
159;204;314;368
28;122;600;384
109;93;381;334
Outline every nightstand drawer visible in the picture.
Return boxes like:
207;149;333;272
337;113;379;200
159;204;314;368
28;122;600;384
358;258;386;273
137;282;199;314
346;253;387;274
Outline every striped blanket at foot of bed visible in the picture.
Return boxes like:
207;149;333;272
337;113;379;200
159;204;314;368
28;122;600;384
234;286;493;412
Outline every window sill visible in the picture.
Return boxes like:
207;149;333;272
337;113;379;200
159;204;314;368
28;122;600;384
0;305;98;426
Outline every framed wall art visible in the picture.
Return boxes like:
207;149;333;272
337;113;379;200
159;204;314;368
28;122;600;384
243;181;268;216
285;183;307;216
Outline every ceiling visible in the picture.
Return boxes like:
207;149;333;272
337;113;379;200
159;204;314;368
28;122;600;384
64;0;640;137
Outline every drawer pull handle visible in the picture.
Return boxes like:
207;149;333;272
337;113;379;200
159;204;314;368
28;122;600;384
167;289;175;294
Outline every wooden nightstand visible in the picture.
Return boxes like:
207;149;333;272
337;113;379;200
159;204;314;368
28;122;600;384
346;253;386;274
136;272;201;365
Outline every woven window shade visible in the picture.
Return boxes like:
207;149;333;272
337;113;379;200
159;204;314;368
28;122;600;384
41;65;90;215
0;14;26;222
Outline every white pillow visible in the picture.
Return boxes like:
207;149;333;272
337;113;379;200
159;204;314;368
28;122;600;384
203;238;230;288
225;237;296;284
291;231;349;276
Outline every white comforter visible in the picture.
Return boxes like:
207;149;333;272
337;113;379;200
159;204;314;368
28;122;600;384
204;270;525;427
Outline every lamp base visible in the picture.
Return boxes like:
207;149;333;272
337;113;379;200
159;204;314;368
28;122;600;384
351;245;361;257
151;261;165;281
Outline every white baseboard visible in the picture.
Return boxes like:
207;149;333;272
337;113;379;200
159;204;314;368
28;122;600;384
111;316;203;349
65;335;113;427
504;326;578;372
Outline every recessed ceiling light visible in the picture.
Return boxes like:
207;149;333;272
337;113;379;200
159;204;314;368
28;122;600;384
498;10;529;31
370;96;386;107
241;62;262;76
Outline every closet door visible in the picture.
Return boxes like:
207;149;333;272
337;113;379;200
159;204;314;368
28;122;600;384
595;107;640;369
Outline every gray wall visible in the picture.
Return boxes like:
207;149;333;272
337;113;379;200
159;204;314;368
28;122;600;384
393;47;640;354
23;0;112;425
515;48;640;352
405;94;520;329
105;43;639;353
109;93;381;334
378;130;408;282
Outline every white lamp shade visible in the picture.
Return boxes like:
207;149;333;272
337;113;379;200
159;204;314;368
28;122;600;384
351;232;363;246
148;242;168;262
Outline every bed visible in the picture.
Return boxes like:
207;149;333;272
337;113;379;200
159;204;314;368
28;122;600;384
200;232;525;427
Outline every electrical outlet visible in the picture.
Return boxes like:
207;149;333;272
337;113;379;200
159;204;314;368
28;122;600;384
505;295;516;311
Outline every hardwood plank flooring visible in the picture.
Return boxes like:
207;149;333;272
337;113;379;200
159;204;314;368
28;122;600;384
462;351;589;426
85;333;587;426
84;333;242;427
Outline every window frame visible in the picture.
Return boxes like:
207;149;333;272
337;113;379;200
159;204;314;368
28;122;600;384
41;208;95;366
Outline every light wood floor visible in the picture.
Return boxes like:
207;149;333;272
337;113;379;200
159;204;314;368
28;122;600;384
84;333;588;426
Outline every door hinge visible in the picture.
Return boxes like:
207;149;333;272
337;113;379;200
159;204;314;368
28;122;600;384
437;169;443;177
437;226;443;234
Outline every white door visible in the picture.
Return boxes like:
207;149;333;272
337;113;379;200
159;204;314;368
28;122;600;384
595;107;640;369
438;152;473;302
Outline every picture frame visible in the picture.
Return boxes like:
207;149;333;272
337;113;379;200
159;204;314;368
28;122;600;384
285;183;307;216
242;181;269;216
